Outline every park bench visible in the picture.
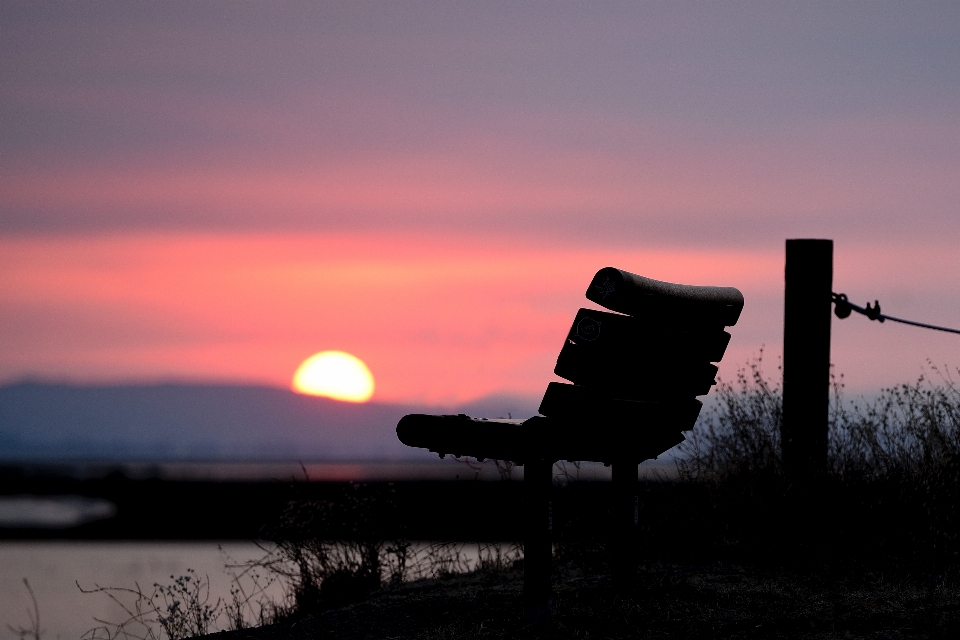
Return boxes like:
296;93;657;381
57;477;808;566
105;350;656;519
397;267;743;617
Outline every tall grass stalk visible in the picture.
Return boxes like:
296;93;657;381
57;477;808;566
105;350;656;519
678;353;783;482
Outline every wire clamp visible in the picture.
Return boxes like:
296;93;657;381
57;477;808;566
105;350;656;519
832;292;960;335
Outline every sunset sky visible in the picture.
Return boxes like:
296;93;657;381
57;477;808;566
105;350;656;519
2;2;959;404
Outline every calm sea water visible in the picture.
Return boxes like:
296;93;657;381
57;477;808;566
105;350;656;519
0;541;278;640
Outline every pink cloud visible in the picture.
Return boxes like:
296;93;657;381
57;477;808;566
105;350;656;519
3;231;956;403
0;231;782;402
4;108;957;251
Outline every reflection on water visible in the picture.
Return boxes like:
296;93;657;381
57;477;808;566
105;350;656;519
0;496;116;529
0;541;277;640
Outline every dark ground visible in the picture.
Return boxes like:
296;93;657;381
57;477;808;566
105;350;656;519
207;473;960;639
208;559;960;639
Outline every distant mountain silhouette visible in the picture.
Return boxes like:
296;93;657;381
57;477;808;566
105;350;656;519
0;382;540;462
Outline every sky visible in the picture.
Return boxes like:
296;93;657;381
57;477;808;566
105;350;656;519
2;1;959;404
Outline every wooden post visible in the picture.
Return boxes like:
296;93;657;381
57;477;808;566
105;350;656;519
523;458;552;619
611;460;639;590
782;239;833;486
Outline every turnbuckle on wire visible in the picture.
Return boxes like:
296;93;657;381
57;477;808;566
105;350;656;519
832;292;960;335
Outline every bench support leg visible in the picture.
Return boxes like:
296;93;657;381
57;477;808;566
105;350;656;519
611;460;639;590
523;458;553;619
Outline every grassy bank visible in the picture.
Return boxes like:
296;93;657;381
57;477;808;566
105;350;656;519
78;361;960;638
206;559;960;640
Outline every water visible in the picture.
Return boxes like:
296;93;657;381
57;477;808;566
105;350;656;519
0;541;279;640
0;539;518;640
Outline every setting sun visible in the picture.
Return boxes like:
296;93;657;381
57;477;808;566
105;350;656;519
292;351;375;403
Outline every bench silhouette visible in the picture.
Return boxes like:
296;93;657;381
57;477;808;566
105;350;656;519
397;267;743;617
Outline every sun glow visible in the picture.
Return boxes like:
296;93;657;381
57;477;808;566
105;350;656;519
292;351;375;402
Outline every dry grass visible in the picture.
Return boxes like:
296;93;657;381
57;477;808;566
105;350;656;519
675;356;960;564
207;559;960;639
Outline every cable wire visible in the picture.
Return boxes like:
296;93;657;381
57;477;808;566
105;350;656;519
832;292;960;335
